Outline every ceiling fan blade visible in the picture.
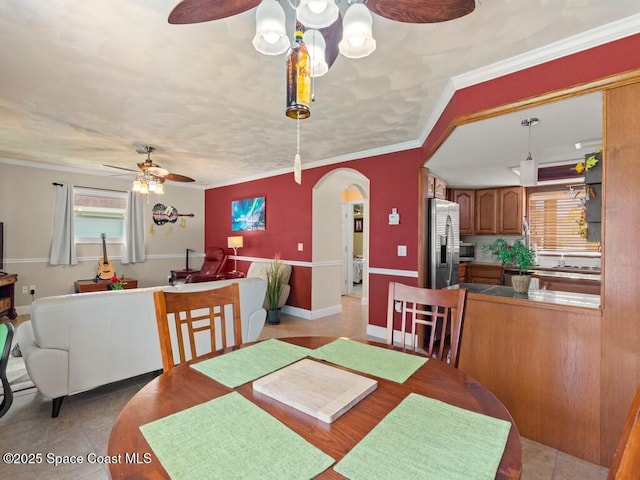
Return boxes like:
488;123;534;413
103;164;138;173
367;0;475;23
168;0;260;24
165;172;196;182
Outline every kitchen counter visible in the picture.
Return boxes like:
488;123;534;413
455;282;600;309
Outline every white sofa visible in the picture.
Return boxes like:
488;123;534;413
16;278;267;417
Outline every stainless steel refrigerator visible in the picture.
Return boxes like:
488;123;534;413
427;198;460;289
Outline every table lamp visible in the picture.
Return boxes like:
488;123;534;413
227;236;244;272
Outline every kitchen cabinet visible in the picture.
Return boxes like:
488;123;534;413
469;264;503;285
475;189;498;234
450;189;475;235
499;186;524;234
475;187;524;235
434;177;447;199
459;263;469;283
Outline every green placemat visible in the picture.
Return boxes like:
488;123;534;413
140;392;335;480
335;393;512;480
190;338;311;388
311;338;427;383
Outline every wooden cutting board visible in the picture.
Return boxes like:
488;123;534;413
253;359;377;423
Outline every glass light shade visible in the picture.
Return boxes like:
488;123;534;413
132;178;142;192
302;29;328;77
252;0;289;55
519;154;538;186
139;182;149;194
297;0;339;29
148;179;157;192
339;3;376;59
227;236;244;248
155;182;164;194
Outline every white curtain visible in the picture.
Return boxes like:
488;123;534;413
121;191;146;264
49;182;77;265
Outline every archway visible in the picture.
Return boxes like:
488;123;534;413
312;168;370;315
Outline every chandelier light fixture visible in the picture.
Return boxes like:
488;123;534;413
252;0;376;66
520;118;540;186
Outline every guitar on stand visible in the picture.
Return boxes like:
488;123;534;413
96;233;116;280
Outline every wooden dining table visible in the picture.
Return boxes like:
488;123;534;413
108;336;522;479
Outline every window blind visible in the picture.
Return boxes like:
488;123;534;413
528;187;599;252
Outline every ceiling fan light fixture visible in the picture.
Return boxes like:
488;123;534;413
339;3;376;59
302;29;328;77
252;0;289;55
297;0;339;29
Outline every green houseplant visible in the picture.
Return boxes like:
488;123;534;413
265;257;285;325
483;238;535;293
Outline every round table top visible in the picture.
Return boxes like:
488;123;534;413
108;336;522;479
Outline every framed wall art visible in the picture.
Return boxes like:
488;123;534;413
231;196;266;231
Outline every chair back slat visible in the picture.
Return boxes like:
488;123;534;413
386;282;467;367
153;283;242;372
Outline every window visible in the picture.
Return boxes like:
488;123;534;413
528;185;599;253
73;187;127;243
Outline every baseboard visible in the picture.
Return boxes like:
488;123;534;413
282;303;343;320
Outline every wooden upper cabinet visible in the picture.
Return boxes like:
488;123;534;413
451;189;475;235
475;188;498;234
434;177;447;199
499;186;524;235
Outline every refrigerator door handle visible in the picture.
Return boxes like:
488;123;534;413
445;215;453;287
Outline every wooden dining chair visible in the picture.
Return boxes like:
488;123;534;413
386;282;467;367
608;385;640;479
0;322;15;418
153;283;242;372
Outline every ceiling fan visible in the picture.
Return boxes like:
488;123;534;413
104;146;196;183
167;0;476;25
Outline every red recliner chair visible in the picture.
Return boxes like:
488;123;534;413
169;247;228;285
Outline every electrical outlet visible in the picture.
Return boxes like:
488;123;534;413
29;285;36;295
22;286;28;294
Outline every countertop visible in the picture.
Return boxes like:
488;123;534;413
454;282;601;309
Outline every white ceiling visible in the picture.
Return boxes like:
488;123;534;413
1;1;639;188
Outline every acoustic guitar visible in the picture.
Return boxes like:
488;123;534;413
152;203;195;225
97;233;116;280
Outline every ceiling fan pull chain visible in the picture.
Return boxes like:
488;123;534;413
294;116;302;184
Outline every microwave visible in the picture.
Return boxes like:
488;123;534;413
460;242;476;261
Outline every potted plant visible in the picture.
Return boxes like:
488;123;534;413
483;238;535;293
265;257;285;325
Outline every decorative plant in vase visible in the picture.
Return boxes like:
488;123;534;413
265;256;285;325
483;238;535;293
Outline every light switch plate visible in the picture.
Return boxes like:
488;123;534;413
397;245;407;256
297;243;304;251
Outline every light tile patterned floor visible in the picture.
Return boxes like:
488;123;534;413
0;297;609;479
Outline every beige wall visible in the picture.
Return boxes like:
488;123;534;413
0;162;204;310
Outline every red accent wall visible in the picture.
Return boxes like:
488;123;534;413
204;149;423;313
205;34;640;324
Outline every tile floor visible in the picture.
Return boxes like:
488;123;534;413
0;295;609;479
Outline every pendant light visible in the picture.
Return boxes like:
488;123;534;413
520;118;540;186
252;0;289;56
296;0;339;29
339;1;376;59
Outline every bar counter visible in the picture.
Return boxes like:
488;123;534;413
455;282;600;309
